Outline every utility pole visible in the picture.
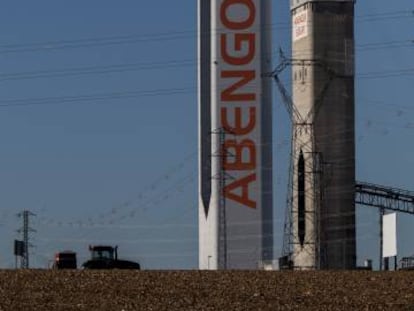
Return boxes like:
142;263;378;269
272;54;333;270
211;128;233;270
379;207;385;271
17;210;35;269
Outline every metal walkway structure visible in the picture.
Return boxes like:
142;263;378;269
356;181;414;270
355;182;414;215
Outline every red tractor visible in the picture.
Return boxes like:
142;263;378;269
52;251;77;269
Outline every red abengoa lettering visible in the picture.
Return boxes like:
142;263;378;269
221;0;256;30
224;174;257;209
219;0;258;209
221;70;256;102
221;33;255;66
294;13;307;25
223;139;256;170
221;107;256;135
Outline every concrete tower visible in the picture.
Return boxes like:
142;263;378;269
290;0;356;269
198;0;273;269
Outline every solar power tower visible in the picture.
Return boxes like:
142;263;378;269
198;0;274;269
289;0;356;269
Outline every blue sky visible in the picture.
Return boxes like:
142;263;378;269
0;1;412;269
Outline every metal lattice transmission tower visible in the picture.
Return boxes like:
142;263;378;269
17;210;35;269
271;51;337;269
211;128;234;270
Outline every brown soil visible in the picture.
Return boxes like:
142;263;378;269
0;270;413;310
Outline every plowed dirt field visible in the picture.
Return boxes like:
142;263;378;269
0;270;413;310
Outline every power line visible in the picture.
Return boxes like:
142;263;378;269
0;87;196;108
358;68;414;79
0;60;195;82
0;64;412;109
36;156;198;229
0;10;409;54
0;131;398;236
0;38;410;84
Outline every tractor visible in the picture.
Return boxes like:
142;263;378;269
82;245;141;269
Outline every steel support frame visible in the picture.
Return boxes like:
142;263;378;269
355;182;414;215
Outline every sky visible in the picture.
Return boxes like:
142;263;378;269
0;0;412;269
